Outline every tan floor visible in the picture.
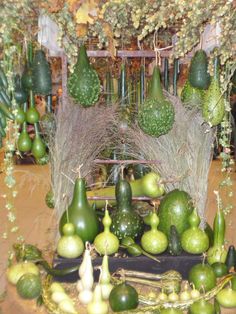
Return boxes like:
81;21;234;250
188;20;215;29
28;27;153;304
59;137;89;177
0;160;236;314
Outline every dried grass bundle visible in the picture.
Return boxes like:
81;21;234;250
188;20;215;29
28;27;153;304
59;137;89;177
48;97;118;218
123;93;215;222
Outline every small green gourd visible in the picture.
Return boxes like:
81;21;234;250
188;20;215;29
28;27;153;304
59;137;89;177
15;105;26;124
181;208;209;254
17;122;32;152
202;56;225;126
225;245;236;271
26;91;40;124
138;65;175;137
189;299;215;314
31;123;46;159
32;50;52;96
94;206;119;255
57;223;84;259
59;176;99;243
67;45;100;107
111;177;143;240
168;225;182;256
141;212;168;254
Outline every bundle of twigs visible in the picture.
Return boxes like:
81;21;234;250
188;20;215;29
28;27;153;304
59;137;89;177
48;97;118;219
121;93;215;223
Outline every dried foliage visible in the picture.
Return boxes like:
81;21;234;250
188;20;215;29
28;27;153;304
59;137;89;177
48;97;118;218
123;93;215;223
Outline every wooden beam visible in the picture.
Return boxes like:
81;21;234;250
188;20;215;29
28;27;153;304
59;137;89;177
87;50;170;58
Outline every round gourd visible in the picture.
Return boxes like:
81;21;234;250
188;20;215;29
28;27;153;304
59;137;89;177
160;308;183;314
16;273;42;299
189;299;215;314
188;263;216;292
109;282;138;312
158;189;194;236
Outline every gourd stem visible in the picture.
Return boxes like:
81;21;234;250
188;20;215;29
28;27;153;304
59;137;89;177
29;90;35;108
34;122;40;136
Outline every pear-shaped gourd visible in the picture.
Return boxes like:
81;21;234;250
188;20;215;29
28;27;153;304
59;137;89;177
111;178;143;240
15;105;26;124
57;223;84;258
59;178;99;243
181;208;209;254
31;123;46;159
202;56;225;126
141;212;168;254
32;50;52;95
67;45;100;107
14;74;28;105
188;49;210;90
87;284;109;314
17;122;32;152
181;80;205;109
26;91;40;124
138;65;174;137
94;208;119;255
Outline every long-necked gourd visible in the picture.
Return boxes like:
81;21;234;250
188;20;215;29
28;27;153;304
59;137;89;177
59;177;99;243
32;50;52;96
188;49;210;90
68;45;100;107
138;65;175;137
202;55;225;126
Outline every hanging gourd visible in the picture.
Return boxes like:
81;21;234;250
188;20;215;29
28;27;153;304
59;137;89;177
59;171;99;243
94;202;119;255
202;55;225;126
26;91;40;124
141;211;168;254
15;105;26;124
181;80;205;108
110;175;143;240
181;208;209;254
188;49;210;90
57;223;84;259
17;122;32;152
32;50;52;96
31;123;46;159
68;45;100;107
138;65;175;137
14;74;28;105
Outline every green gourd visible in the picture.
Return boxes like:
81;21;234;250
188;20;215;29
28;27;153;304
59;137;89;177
202;56;225;126
168;225;182;256
110;178;144;240
138;65;175;137
32;50;52;96
181;208;209;254
68;45;100;107
16;273;42;300
189;299;215;314
15;105;26;124
158;189;194;236
22;66;33;91
26;91;40;124
109;282;139;312
181;80;205;108
207;199;227;265
31;123;46;159
188;49;210;90
225;245;236;271
141;212;168;254
57;223;84;259
59;177;99;243
94;208;119;255
14;74;28;104
17;122;32;152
